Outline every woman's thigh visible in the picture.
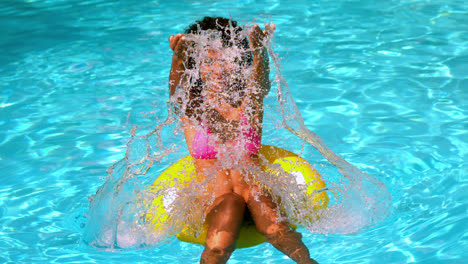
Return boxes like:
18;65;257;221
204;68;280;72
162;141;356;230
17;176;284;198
246;187;290;235
194;156;270;212
229;155;262;201
229;162;289;236
194;158;254;201
194;159;233;193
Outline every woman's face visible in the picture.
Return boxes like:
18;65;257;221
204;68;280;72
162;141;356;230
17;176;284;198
199;49;234;93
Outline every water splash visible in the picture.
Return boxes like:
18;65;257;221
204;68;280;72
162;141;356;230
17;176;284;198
266;43;392;233
83;21;391;250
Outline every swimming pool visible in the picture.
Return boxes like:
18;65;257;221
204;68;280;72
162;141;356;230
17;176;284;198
1;0;466;263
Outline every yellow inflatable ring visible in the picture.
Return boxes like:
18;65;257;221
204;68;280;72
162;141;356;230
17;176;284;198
146;145;328;248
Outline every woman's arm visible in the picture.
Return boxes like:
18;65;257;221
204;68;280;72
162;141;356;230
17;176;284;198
247;24;274;99
168;34;189;97
241;24;275;115
168;34;199;155
250;48;270;98
180;116;197;153
246;24;275;101
251;24;275;96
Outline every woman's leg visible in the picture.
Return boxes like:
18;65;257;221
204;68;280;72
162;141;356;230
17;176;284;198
247;189;319;264
194;160;245;263
201;192;245;264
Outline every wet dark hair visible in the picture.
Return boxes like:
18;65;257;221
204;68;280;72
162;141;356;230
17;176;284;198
184;16;253;67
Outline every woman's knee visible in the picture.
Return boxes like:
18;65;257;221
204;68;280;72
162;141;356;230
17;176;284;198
246;192;289;235
256;219;291;236
214;192;245;210
207;192;246;229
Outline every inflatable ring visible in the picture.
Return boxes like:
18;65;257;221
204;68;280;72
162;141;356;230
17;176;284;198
145;145;328;248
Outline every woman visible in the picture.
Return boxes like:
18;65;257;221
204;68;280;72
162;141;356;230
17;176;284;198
168;17;318;264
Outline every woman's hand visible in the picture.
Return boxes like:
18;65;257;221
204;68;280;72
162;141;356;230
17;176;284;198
169;33;189;63
248;23;276;57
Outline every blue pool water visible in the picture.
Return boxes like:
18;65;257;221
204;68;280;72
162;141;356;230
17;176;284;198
1;0;467;263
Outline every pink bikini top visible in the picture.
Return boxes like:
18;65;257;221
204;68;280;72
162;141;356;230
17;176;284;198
191;112;261;159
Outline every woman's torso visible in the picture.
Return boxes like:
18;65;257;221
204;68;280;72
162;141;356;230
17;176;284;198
182;103;264;160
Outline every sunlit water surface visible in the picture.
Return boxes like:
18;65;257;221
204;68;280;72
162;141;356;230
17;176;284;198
1;0;467;263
